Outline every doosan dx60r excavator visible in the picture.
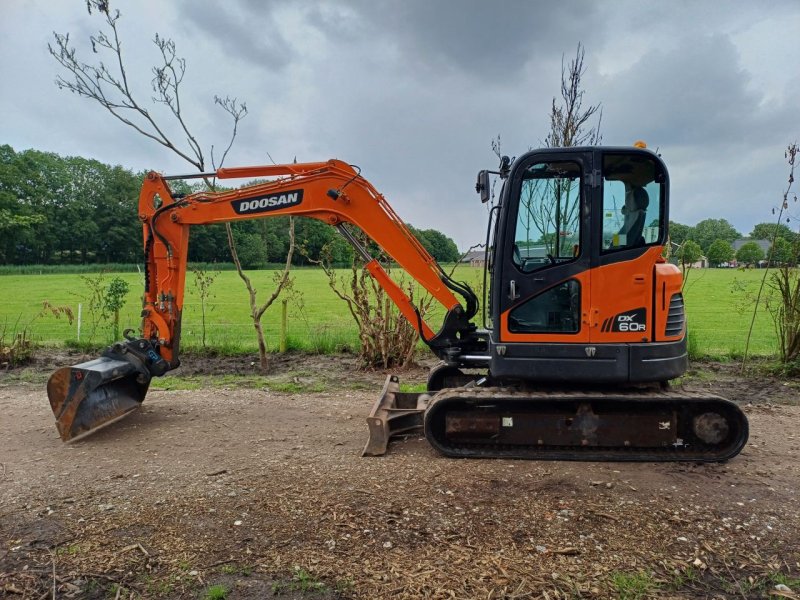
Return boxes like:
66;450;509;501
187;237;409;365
47;144;748;461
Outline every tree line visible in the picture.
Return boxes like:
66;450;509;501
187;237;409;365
669;217;799;267
0;144;460;267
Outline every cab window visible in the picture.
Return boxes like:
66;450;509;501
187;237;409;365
513;161;582;272
509;279;581;333
601;154;664;251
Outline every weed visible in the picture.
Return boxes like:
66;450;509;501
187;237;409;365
56;544;81;556
668;566;699;590
686;329;701;361
611;571;656;600
146;578;176;596
203;584;229;600
770;572;800;589
272;567;326;594
0;321;36;367
107;583;132;599
292;567;325;592
335;578;355;593
219;563;252;577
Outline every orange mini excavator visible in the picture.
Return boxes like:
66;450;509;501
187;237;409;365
47;146;748;461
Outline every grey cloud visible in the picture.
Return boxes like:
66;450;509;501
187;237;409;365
343;0;601;77
600;34;763;146
177;0;294;69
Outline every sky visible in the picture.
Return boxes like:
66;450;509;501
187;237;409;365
2;0;798;250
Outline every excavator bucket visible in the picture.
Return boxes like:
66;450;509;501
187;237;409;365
47;356;150;442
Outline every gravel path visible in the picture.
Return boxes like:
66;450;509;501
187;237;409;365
1;357;799;599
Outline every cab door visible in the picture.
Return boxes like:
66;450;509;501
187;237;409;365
589;151;668;344
495;150;593;344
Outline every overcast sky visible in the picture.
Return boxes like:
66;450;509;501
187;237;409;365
2;0;798;249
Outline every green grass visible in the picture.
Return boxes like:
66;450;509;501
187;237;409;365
0;268;369;352
611;571;657;600
680;268;777;356
0;266;782;358
203;584;229;600
399;382;428;393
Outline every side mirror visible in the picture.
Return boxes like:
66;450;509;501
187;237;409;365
475;170;491;203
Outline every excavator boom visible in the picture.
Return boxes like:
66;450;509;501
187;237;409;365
47;160;479;442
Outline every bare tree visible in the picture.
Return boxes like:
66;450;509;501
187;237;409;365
543;42;603;149
49;0;294;369
528;42;603;257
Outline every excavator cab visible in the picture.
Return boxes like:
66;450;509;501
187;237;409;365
485;147;686;383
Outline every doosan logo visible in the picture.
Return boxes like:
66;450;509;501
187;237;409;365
232;189;304;214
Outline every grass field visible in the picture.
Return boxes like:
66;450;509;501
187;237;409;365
0;265;781;357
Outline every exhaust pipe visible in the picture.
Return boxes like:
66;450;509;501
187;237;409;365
47;338;169;442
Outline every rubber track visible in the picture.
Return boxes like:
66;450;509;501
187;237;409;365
423;387;749;462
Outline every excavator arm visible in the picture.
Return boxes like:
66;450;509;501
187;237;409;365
47;160;479;441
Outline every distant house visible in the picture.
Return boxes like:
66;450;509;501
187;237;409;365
689;256;708;269
732;239;771;254
731;239;771;267
460;250;487;267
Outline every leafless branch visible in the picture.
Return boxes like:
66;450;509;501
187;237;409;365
543;42;602;148
211;96;248;170
48;4;205;170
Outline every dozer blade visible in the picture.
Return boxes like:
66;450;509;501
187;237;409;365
47;357;150;442
362;375;430;456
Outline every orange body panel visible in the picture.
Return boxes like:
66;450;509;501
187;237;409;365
137;160;460;364
590;247;661;344
498;247;677;344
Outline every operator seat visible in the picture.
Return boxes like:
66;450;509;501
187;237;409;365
618;187;649;247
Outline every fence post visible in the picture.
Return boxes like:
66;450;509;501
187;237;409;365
77;303;82;342
279;299;288;353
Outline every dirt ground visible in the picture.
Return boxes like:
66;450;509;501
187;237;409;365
1;352;799;599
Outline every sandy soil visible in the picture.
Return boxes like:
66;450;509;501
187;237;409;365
0;355;799;599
